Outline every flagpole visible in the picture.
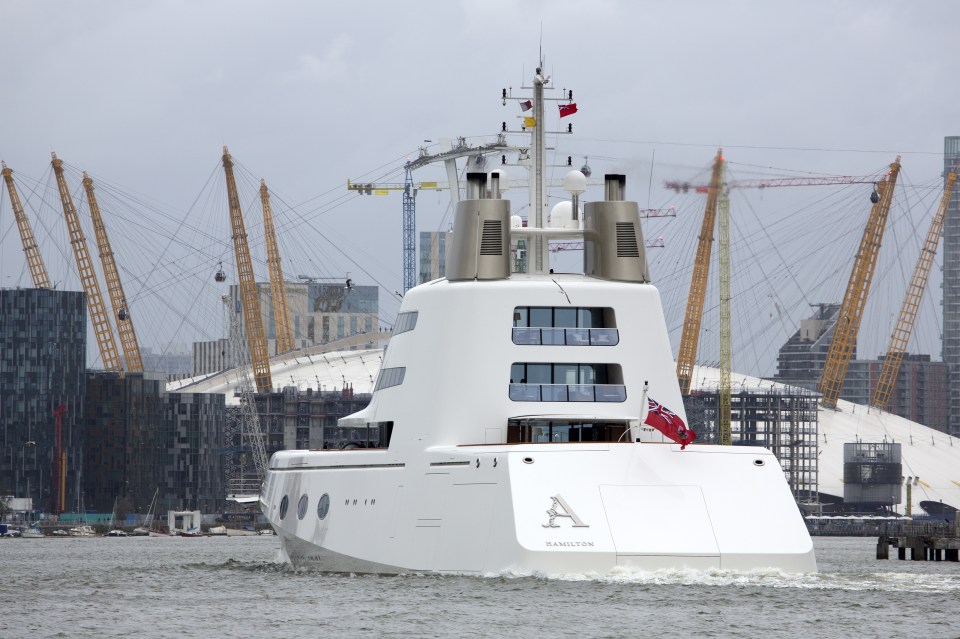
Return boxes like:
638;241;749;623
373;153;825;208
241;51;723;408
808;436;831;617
632;380;649;443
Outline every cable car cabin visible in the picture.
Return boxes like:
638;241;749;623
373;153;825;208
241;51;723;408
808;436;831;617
215;266;226;283
118;308;127;321
506;416;640;443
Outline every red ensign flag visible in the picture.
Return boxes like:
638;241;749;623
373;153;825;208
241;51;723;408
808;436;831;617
644;398;696;449
559;103;578;117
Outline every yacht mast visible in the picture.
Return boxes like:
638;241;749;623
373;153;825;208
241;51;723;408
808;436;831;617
531;66;549;273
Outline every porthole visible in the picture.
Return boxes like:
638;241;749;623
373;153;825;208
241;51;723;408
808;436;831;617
279;495;289;520
317;493;330;520
297;494;309;520
523;457;534;464
754;459;766;467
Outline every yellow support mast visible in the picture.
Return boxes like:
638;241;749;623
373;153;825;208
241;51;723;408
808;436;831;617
717;183;732;445
676;149;724;395
82;172;144;373
819;157;901;409
1;162;51;289
872;170;956;409
222;147;272;394
260;179;295;354
51;153;122;371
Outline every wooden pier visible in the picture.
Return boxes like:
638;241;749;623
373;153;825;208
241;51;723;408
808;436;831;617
876;521;960;561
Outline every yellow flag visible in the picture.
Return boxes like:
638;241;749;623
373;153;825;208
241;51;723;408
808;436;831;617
524;116;537;128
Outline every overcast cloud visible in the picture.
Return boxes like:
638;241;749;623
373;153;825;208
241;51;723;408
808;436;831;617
2;1;958;376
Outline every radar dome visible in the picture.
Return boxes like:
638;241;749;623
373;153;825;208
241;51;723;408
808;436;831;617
549;201;581;229
563;170;587;195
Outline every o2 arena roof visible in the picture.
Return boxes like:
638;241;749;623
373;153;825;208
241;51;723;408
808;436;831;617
168;350;960;513
167;348;383;404
690;364;960;514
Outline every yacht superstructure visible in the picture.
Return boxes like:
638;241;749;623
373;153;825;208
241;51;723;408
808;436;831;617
260;64;816;574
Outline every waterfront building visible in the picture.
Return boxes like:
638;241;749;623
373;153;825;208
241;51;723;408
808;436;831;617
419;231;446;283
193;281;379;376
0;288;86;513
84;371;225;515
192;338;231;377
943;136;960;437
139;345;191;377
774;304;949;432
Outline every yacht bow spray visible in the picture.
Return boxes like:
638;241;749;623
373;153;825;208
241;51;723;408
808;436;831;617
260;63;816;574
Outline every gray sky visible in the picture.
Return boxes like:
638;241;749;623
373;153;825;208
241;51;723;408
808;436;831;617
2;0;958;377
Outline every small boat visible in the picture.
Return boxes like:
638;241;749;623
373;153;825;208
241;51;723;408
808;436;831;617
68;525;95;537
179;527;204;538
106;497;128;537
131;488;159;536
208;525;228;536
225;526;258;537
21;524;44;538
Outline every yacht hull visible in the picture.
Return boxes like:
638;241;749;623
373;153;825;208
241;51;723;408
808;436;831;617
263;443;816;575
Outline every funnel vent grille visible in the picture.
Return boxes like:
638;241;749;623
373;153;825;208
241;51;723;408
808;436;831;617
616;222;640;257
480;220;503;256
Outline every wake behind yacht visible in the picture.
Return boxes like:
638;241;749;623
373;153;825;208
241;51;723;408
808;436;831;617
260;64;816;575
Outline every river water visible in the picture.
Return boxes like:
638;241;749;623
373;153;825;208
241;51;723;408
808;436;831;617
2;535;958;638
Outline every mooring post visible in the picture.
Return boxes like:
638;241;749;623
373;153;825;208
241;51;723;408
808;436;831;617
876;535;889;560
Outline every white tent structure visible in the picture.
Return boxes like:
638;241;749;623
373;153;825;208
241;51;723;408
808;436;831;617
690;364;960;515
169;350;960;514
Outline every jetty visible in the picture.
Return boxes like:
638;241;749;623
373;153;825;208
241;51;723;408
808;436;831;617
876;520;960;561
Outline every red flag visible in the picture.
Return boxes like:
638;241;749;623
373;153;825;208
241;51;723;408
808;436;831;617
559;103;578;118
519;100;533;112
644;398;696;449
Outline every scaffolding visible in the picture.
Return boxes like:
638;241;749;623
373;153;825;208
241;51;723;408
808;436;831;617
684;386;820;510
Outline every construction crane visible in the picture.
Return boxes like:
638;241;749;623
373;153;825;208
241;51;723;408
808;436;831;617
222;295;268;494
51;152;122;372
672;157;891;396
1;162;51;289
222;147;272;394
819;157;902;409
676;149;725;395
259;179;295;354
871;170;956;409
666;174;881;193
350;135;511;293
348;173;446;293
717;186;732;445
82;172;143;372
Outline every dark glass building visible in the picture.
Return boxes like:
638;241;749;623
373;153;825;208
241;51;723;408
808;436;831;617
84;371;225;515
0;288;86;513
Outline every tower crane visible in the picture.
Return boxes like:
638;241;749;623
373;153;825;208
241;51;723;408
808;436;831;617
671;157;892;397
51;152;122;372
1;162;51;289
82;172;144;372
222;295;268;494
871;170;956;409
717;186;732;445
349;135;511;293
260;179;295;355
819;157;902;409
676;149;725;396
222;147;272;394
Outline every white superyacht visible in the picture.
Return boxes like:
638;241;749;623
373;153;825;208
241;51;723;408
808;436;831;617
260;65;816;574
